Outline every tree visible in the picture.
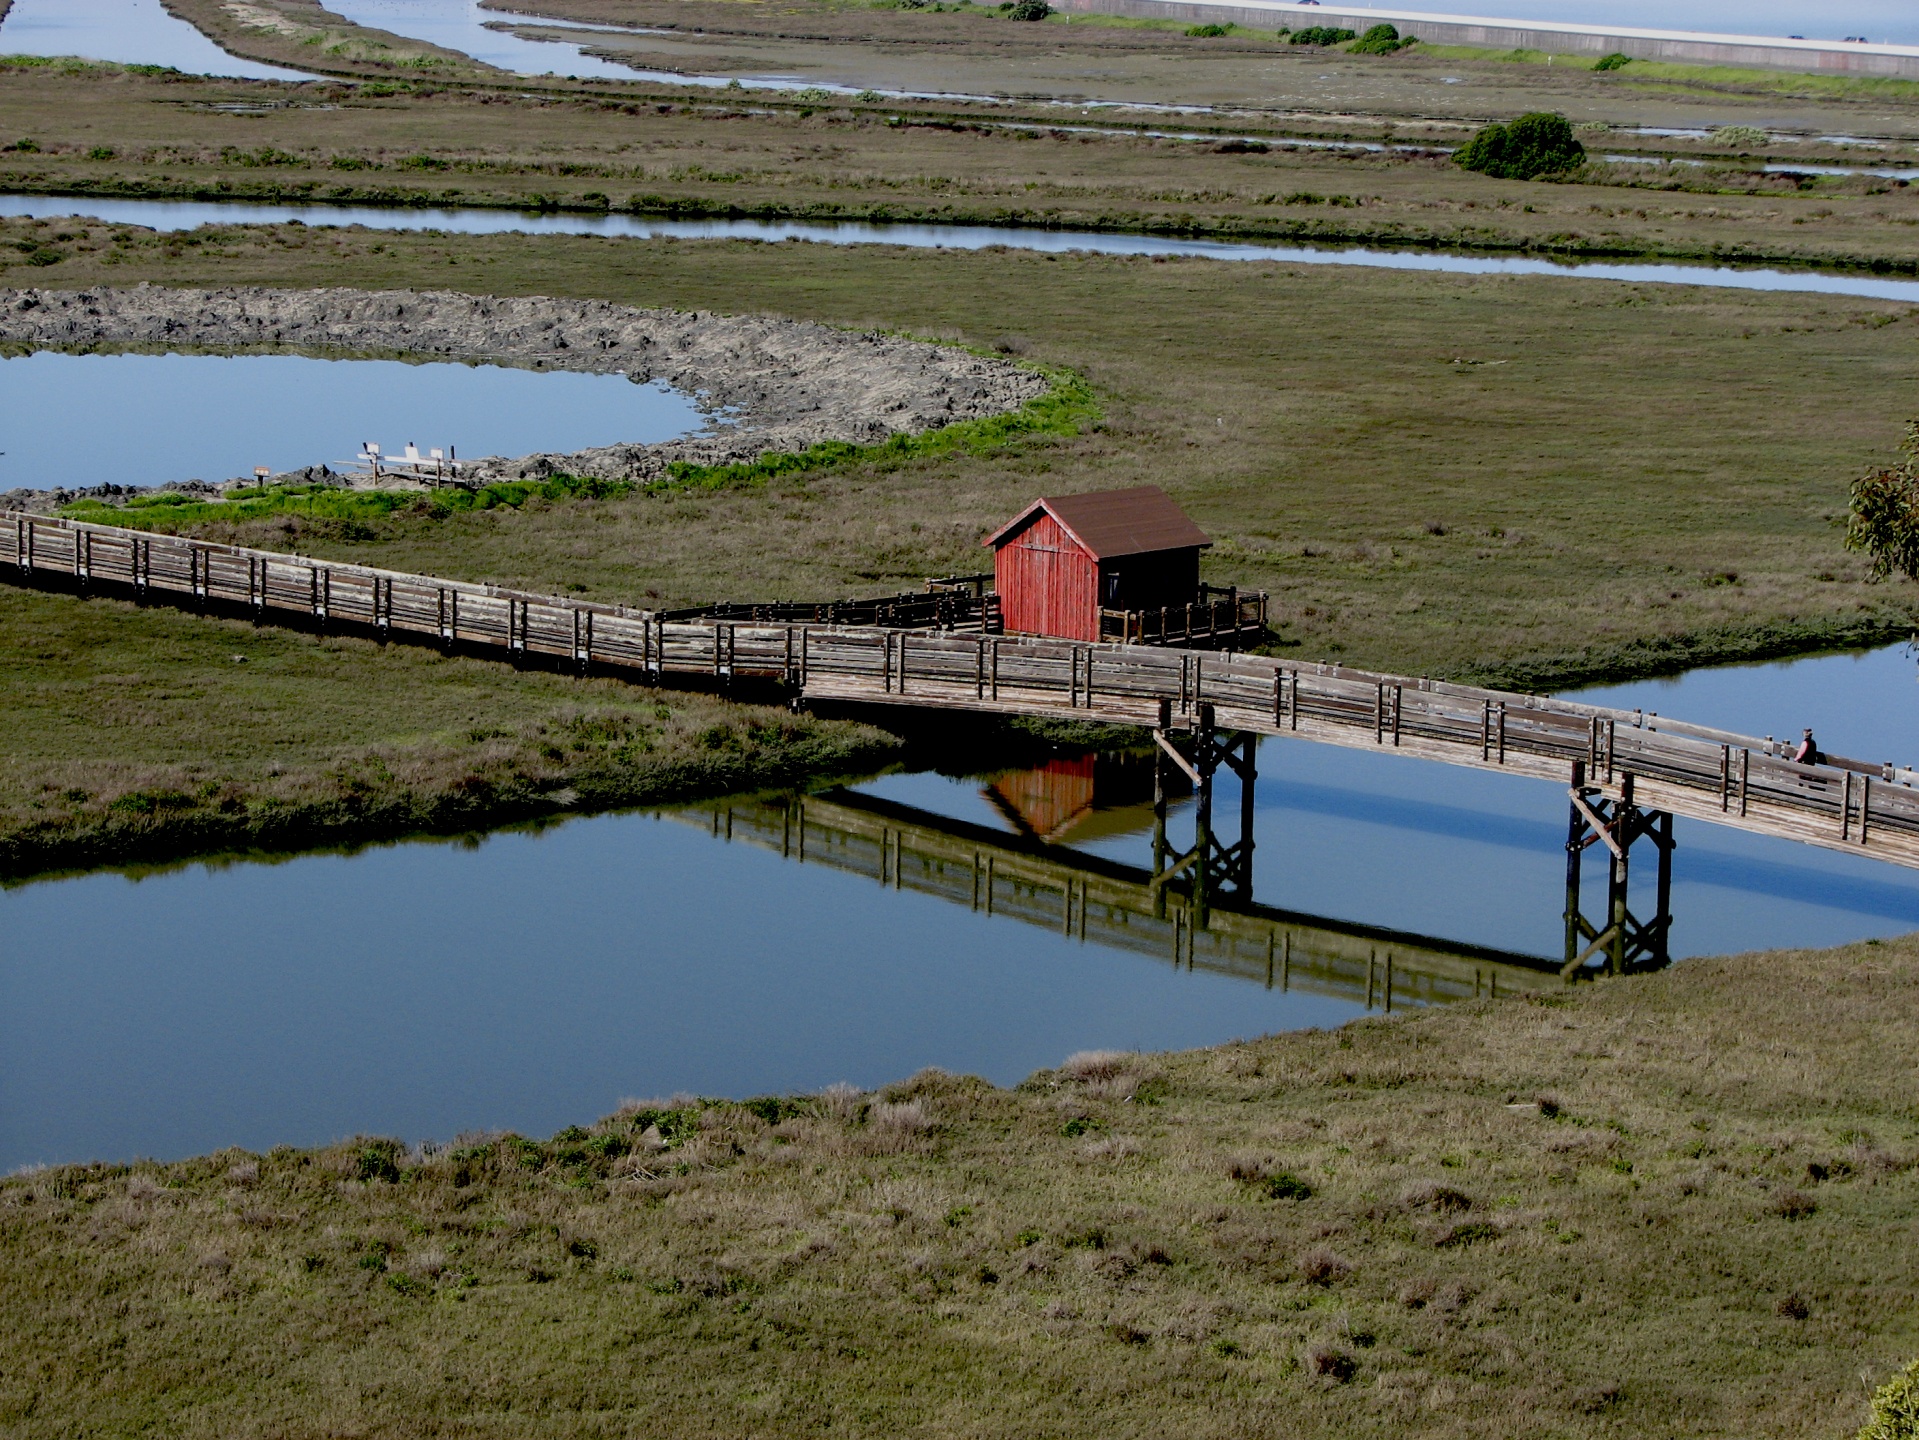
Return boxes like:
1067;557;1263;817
1858;1358;1919;1440
1846;421;1919;581
1453;112;1586;180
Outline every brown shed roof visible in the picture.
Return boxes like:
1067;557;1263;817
982;485;1211;560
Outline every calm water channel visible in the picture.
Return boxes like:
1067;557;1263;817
5;644;1919;1173
0;0;310;78
10;194;1919;305
0;351;707;490
326;0;658;79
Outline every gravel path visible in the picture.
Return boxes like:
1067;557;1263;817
0;284;1048;498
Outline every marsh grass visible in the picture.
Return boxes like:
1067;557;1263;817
4;936;1916;1436
9;65;1919;274
0;581;899;877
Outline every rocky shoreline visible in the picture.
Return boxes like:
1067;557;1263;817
0;284;1049;510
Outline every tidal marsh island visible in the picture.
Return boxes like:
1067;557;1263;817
2;3;1919;1437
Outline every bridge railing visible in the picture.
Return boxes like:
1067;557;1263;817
7;511;1918;868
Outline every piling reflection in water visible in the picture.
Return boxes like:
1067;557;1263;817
689;752;1577;1018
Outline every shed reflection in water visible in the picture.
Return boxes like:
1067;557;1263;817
698;752;1567;1019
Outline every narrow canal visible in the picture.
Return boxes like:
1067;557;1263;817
5;644;1918;1173
11;195;1919;306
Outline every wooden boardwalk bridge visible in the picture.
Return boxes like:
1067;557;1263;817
680;789;1565;1011
8;511;1918;973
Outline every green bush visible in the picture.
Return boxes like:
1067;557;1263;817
1709;123;1769;149
1348;22;1411;54
1185;22;1230;36
1453;112;1586;180
1593;51;1631;70
1290;25;1355;45
1007;0;1050;20
1859;1359;1919;1440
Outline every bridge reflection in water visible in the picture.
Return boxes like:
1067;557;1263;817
683;755;1576;1016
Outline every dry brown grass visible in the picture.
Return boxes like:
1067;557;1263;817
4;934;1916;1437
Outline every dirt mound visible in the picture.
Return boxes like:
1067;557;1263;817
0;284;1048;491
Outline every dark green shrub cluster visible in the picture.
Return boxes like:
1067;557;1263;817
1185;22;1231;36
1290;25;1355;45
1348;22;1415;54
1005;0;1050;20
1453;112;1586;180
1593;51;1632;70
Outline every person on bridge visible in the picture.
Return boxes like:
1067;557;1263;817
1794;728;1822;766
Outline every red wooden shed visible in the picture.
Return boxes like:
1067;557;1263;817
982;485;1211;642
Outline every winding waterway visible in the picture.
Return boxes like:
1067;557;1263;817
8;194;1919;304
327;0;660;79
0;0;310;79
5;642;1918;1173
0;351;707;490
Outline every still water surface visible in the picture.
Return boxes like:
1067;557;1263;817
10;194;1919;305
0;351;706;490
0;0;310;78
325;0;654;78
5;643;1918;1172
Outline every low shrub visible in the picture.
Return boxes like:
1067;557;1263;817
1007;0;1050;20
1401;1180;1473;1212
1348;22;1413;54
1593;51;1631;70
1710;123;1769;150
1298;1246;1352;1285
1290;25;1355;45
1454;112;1586;180
1185;23;1230;36
1304;1341;1356;1380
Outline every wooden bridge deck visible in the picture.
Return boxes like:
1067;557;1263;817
9;512;1919;870
683;790;1564;1009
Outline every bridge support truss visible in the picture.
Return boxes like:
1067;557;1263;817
1151;702;1257;924
1563;762;1674;976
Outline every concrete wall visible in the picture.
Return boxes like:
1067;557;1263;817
1051;0;1919;80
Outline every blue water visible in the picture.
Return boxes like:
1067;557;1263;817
324;0;648;78
6;641;1919;1172
12;195;1919;305
0;351;705;490
0;0;310;78
1365;1;1919;46
0;808;1365;1171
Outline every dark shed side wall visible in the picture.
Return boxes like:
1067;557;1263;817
994;510;1099;641
1103;549;1201;613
